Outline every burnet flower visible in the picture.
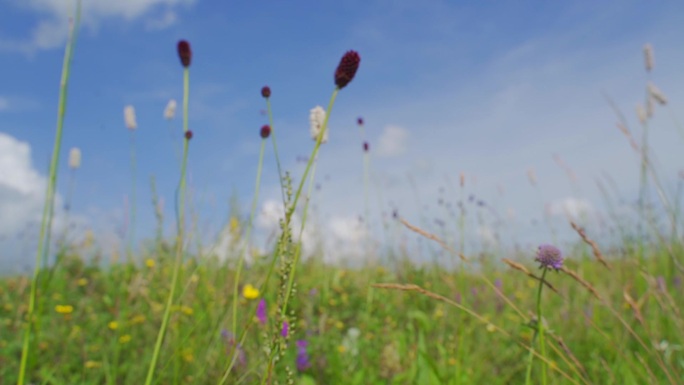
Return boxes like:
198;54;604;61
177;40;192;68
124;105;137;130
309;106;328;143
334;50;361;89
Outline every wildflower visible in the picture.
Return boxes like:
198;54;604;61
260;124;271;139
334;50;361;89
180;305;193;315
281;321;289;338
296;340;311;371
55;305;74;314
145;258;155;268
76;278;88;286
177;40;192;68
119;334;131;344
130;314;146;324
182;348;194;362
221;330;247;366
535;244;564;270
184;130;193;140
124;105;137;130
68;147;81;169
363;141;369;152
256;299;267;325
108;321;119;330
357;117;364;125
648;82;668;105
342;327;361;356
309;106;328;143
242;284;259;299
164;99;177;120
261;86;271;98
84;360;101;369
643;43;654;72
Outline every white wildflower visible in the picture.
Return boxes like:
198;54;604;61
124;105;137;130
309;106;328;143
164;99;177;120
68;147;81;169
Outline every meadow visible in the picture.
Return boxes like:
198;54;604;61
1;7;683;385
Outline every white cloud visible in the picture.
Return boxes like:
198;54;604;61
377;125;408;157
547;197;593;219
2;0;196;53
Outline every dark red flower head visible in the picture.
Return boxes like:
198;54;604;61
363;141;369;152
357;117;364;126
261;86;271;98
177;40;192;68
260;124;271;139
334;50;360;89
184;130;193;140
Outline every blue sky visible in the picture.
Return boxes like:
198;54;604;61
1;1;683;271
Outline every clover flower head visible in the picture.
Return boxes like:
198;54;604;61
309;106;328;143
164;99;177;120
535;244;564;270
124;105;137;130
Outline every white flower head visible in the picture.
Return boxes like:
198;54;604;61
68;147;81;169
124;105;137;130
164;99;177;120
309;105;328;143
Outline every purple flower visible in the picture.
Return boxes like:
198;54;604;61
296;340;311;371
221;329;246;367
535;244;564;270
281;321;289;338
256;299;267;325
334;50;361;89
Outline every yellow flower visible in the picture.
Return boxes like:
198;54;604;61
84;360;101;369
242;284;259;300
55;305;74;314
335;321;344;330
145;258;155;268
448;357;458;366
337;345;346;353
180;306;193;316
229;216;240;234
130;315;146;325
119;334;131;344
108;321;119;330
182;348;194;362
77;278;88;286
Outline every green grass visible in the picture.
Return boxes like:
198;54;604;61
1;238;682;384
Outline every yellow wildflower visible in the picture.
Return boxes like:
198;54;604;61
108;321;119;330
180;306;193;316
337;345;346;353
130;315;146;324
242;284;259;300
85;360;101;369
119;334;131;344
448;357;458;366
55;305;74;314
335;321;344;330
182;349;194;362
77;278;88;286
145;258;155;268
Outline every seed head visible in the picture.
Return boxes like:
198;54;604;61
643;43;654;72
357;117;364;126
535;244;564;270
363;141;369;152
177;40;192;68
68;147;81;169
124;105;137;130
260;124;271;139
164;99;177;120
184;130;193;140
334;50;360;89
648;82;668;105
261;86;271;98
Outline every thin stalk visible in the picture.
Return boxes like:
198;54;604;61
266;98;286;206
128;129;137;259
17;4;80;384
525;267;548;385
145;67;190;385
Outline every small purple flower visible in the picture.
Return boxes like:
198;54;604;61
535;244;564;270
281;321;289;338
256;299;267;325
296;340;311;371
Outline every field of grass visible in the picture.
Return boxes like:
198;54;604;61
2;4;683;385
